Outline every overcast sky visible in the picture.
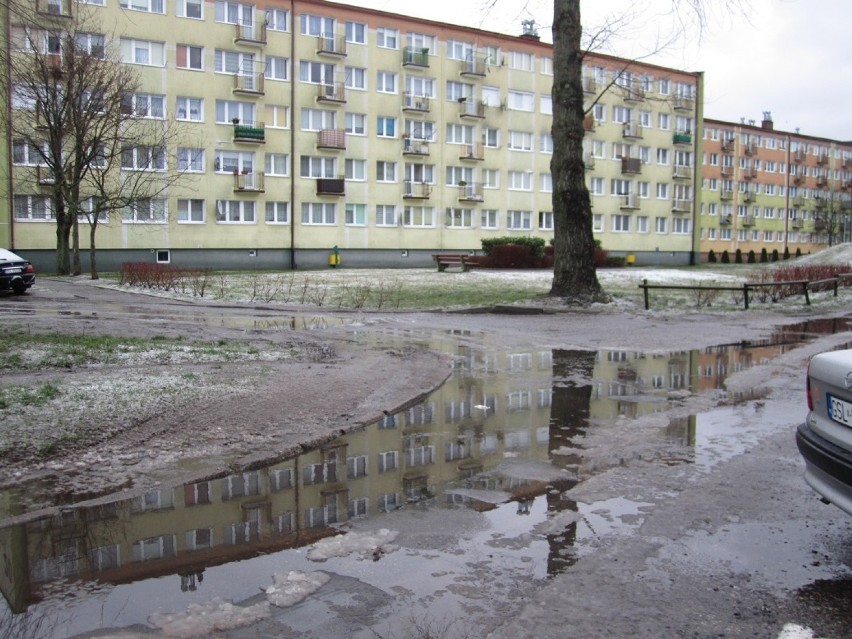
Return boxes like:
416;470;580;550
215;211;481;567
330;0;852;141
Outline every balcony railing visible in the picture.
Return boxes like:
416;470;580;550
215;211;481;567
622;83;645;102
743;167;756;180
817;152;829;165
622;121;643;138
744;142;757;156
39;0;72;18
233;170;264;192
621;157;642;174
791;218;803;229
816;176;828;187
722;139;735;151
672;199;692;213
402;92;431;112
458;182;483;201
317;33;346;57
793;149;806;163
402;138;430;155
673;165;691;180
582;76;597;93
673;132;692;145
721;166;733;177
620;193;639;210
317;177;345;195
37;165;55;186
403;47;430;67
233;72;264;95
742;191;755;203
317;82;346;103
459;55;487;77
583;115;595;132
720;215;732;225
793;174;805;185
792;195;804;207
460;142;484;161
673;96;694;111
403;180;432;199
814;196;828;208
584;153;595;170
720;189;733;200
317;128;346;150
742;215;756;226
814;219;828;231
458;99;485;119
234;20;266;45
232;121;265;143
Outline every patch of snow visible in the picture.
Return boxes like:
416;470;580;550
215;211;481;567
265;570;331;608
148;597;270;638
306;528;399;561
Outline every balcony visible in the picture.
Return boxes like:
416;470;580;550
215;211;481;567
620;193;639;210
672;199;692;213
673;96;694;111
232;121;265;143
38;0;72;18
317;82;346;104
317;33;346;57
673;132;692;145
814;219;828;231
459;142;484;161
402;92;431;112
742;191;755;203
793;174;805;185
620;157;642;174
583;115;595;132
791;218;803;229
402;138;430;156
672;165;691;180
814;196;828;209
721;166;733;177
458;98;485;119
742;215;756;226
622;121;643;139
316;177;345;196
817;152;829;165
232;72;264;96
720;189;733;201
622;83;645;102
403;180;432;199
37;165;55;186
816;176;828;187
722;139;735;152
793;149;806;163
584;153;595;170
403;47;430;67
743;167;757;180
582;76;597;94
744;142;757;156
233;170;264;192
234;20;266;46
317;128;346;150
720;215;732;225
457;182;483;201
459;55;487;77
792;195;804;207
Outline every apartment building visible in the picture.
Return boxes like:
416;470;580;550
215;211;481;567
2;0;704;271
700;113;852;261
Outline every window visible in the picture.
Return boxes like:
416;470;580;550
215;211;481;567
445;81;472;102
13;195;53;220
302;202;337;225
481;168;498;188
446;208;473;228
658;113;670;130
508;50;533;71
403;206;435;227
656;183;669;199
265;105;290;129
176;44;203;71
593;103;606;122
592;214;603;232
377;27;398;49
299;60;335;85
540;134;553;154
508;171;532;191
657;148;669;165
376;116;396;137
507;210;532;230
673;217;691;234
75;33;105;58
481;128;499;148
447;39;473;61
215;100;255;124
541;56;553;75
507;90;534;112
177;199;204;222
345;203;366;225
508;131;533;151
301;108;336;131
265;56;289;81
611;214;630;232
636;216;649;233
376;161;397;182
655;216;668;233
265;153;288;176
216;0;253;26
121;93;165;118
345;112;366;135
12;140;46;166
120;0;164;14
590;177;604;196
378;451;398;473
177;147;204;172
121;146;166;170
266;8;289;31
480;209;498;229
539;211;553;230
345;21;366;44
215;49;255;76
123;198;166;223
177;0;203;19
216;200;255;223
345;158;366;180
120;39;165;66
376;205;397;226
345;66;366;90
266;201;289;224
299;155;336;178
175;96;203;121
445;124;473;145
214;150;254;173
376;71;397;93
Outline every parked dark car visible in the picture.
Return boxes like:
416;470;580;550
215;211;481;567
796;348;852;515
0;248;36;294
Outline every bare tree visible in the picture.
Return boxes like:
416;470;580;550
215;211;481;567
2;1;192;277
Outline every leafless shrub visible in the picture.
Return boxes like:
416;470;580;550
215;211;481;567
690;285;721;308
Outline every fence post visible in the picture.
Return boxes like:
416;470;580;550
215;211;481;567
743;283;749;310
803;281;810;306
642;279;649;310
834;275;840;297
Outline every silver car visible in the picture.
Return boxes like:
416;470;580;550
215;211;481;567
796;348;852;516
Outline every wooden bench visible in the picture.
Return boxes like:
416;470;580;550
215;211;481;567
432;253;473;272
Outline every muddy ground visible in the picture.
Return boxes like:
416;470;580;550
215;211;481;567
1;277;849;512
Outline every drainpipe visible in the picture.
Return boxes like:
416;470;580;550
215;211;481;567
690;71;703;266
4;5;15;249
784;132;790;253
289;0;297;270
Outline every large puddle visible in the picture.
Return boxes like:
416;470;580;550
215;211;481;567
1;317;849;638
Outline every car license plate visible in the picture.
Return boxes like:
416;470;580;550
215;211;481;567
4;267;21;274
828;395;852;428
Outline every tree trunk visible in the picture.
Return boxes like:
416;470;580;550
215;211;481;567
89;220;99;280
71;215;82;276
549;0;608;304
55;204;72;275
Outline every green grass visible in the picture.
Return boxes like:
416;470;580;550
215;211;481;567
0;382;61;410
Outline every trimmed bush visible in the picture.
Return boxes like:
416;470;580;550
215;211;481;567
481;236;546;258
760;248;768;263
735;248;743;264
707;249;717;263
747;250;756;264
721;250;730;264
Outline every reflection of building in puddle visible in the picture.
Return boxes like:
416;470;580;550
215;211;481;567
0;330;827;615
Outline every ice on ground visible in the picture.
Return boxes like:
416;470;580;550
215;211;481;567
148;597;270;638
265;570;331;608
777;623;826;639
307;528;399;561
